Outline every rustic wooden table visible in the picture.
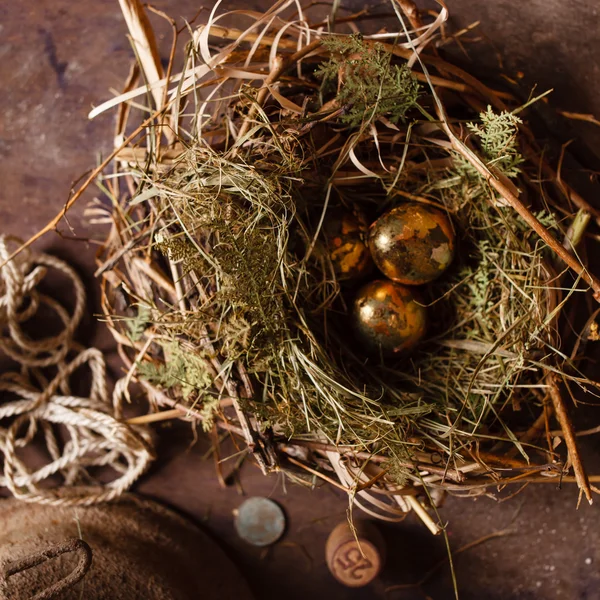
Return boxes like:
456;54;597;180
1;1;599;598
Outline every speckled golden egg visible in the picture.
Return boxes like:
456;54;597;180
323;209;372;281
368;203;455;285
352;280;427;354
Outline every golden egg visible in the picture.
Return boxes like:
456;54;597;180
323;209;372;281
352;280;427;354
368;203;455;285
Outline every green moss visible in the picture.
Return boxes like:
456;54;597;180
316;34;420;127
137;340;218;431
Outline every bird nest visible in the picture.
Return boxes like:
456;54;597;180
84;0;600;529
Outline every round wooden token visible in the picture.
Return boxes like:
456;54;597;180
325;521;385;587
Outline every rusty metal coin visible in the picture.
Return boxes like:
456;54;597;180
234;497;286;547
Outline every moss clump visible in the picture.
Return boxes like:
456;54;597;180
316;35;420;127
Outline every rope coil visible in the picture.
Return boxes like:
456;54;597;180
0;235;153;505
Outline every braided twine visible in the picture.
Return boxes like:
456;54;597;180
0;235;153;505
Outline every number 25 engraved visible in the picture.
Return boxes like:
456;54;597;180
335;547;373;580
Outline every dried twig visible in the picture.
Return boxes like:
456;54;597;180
558;110;600;129
118;0;164;109
394;0;423;30
442;119;600;299
0;107;169;269
547;375;593;504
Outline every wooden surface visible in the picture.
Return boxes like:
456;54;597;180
1;1;600;598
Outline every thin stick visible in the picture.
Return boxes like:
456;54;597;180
434;474;600;492
204;26;512;99
126;408;186;424
408;42;600;228
118;0;164;110
210;426;228;489
442;121;600;299
228;37;321;148
204;23;299;51
551;424;600;438
505;409;548;460
95;238;138;277
282;438;465;482
355;467;390;492
405;495;441;535
137;380;245;436
558;110;600;128
0;107;168;269
394;0;423;30
285;455;351;492
132;257;177;295
548;375;593;504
